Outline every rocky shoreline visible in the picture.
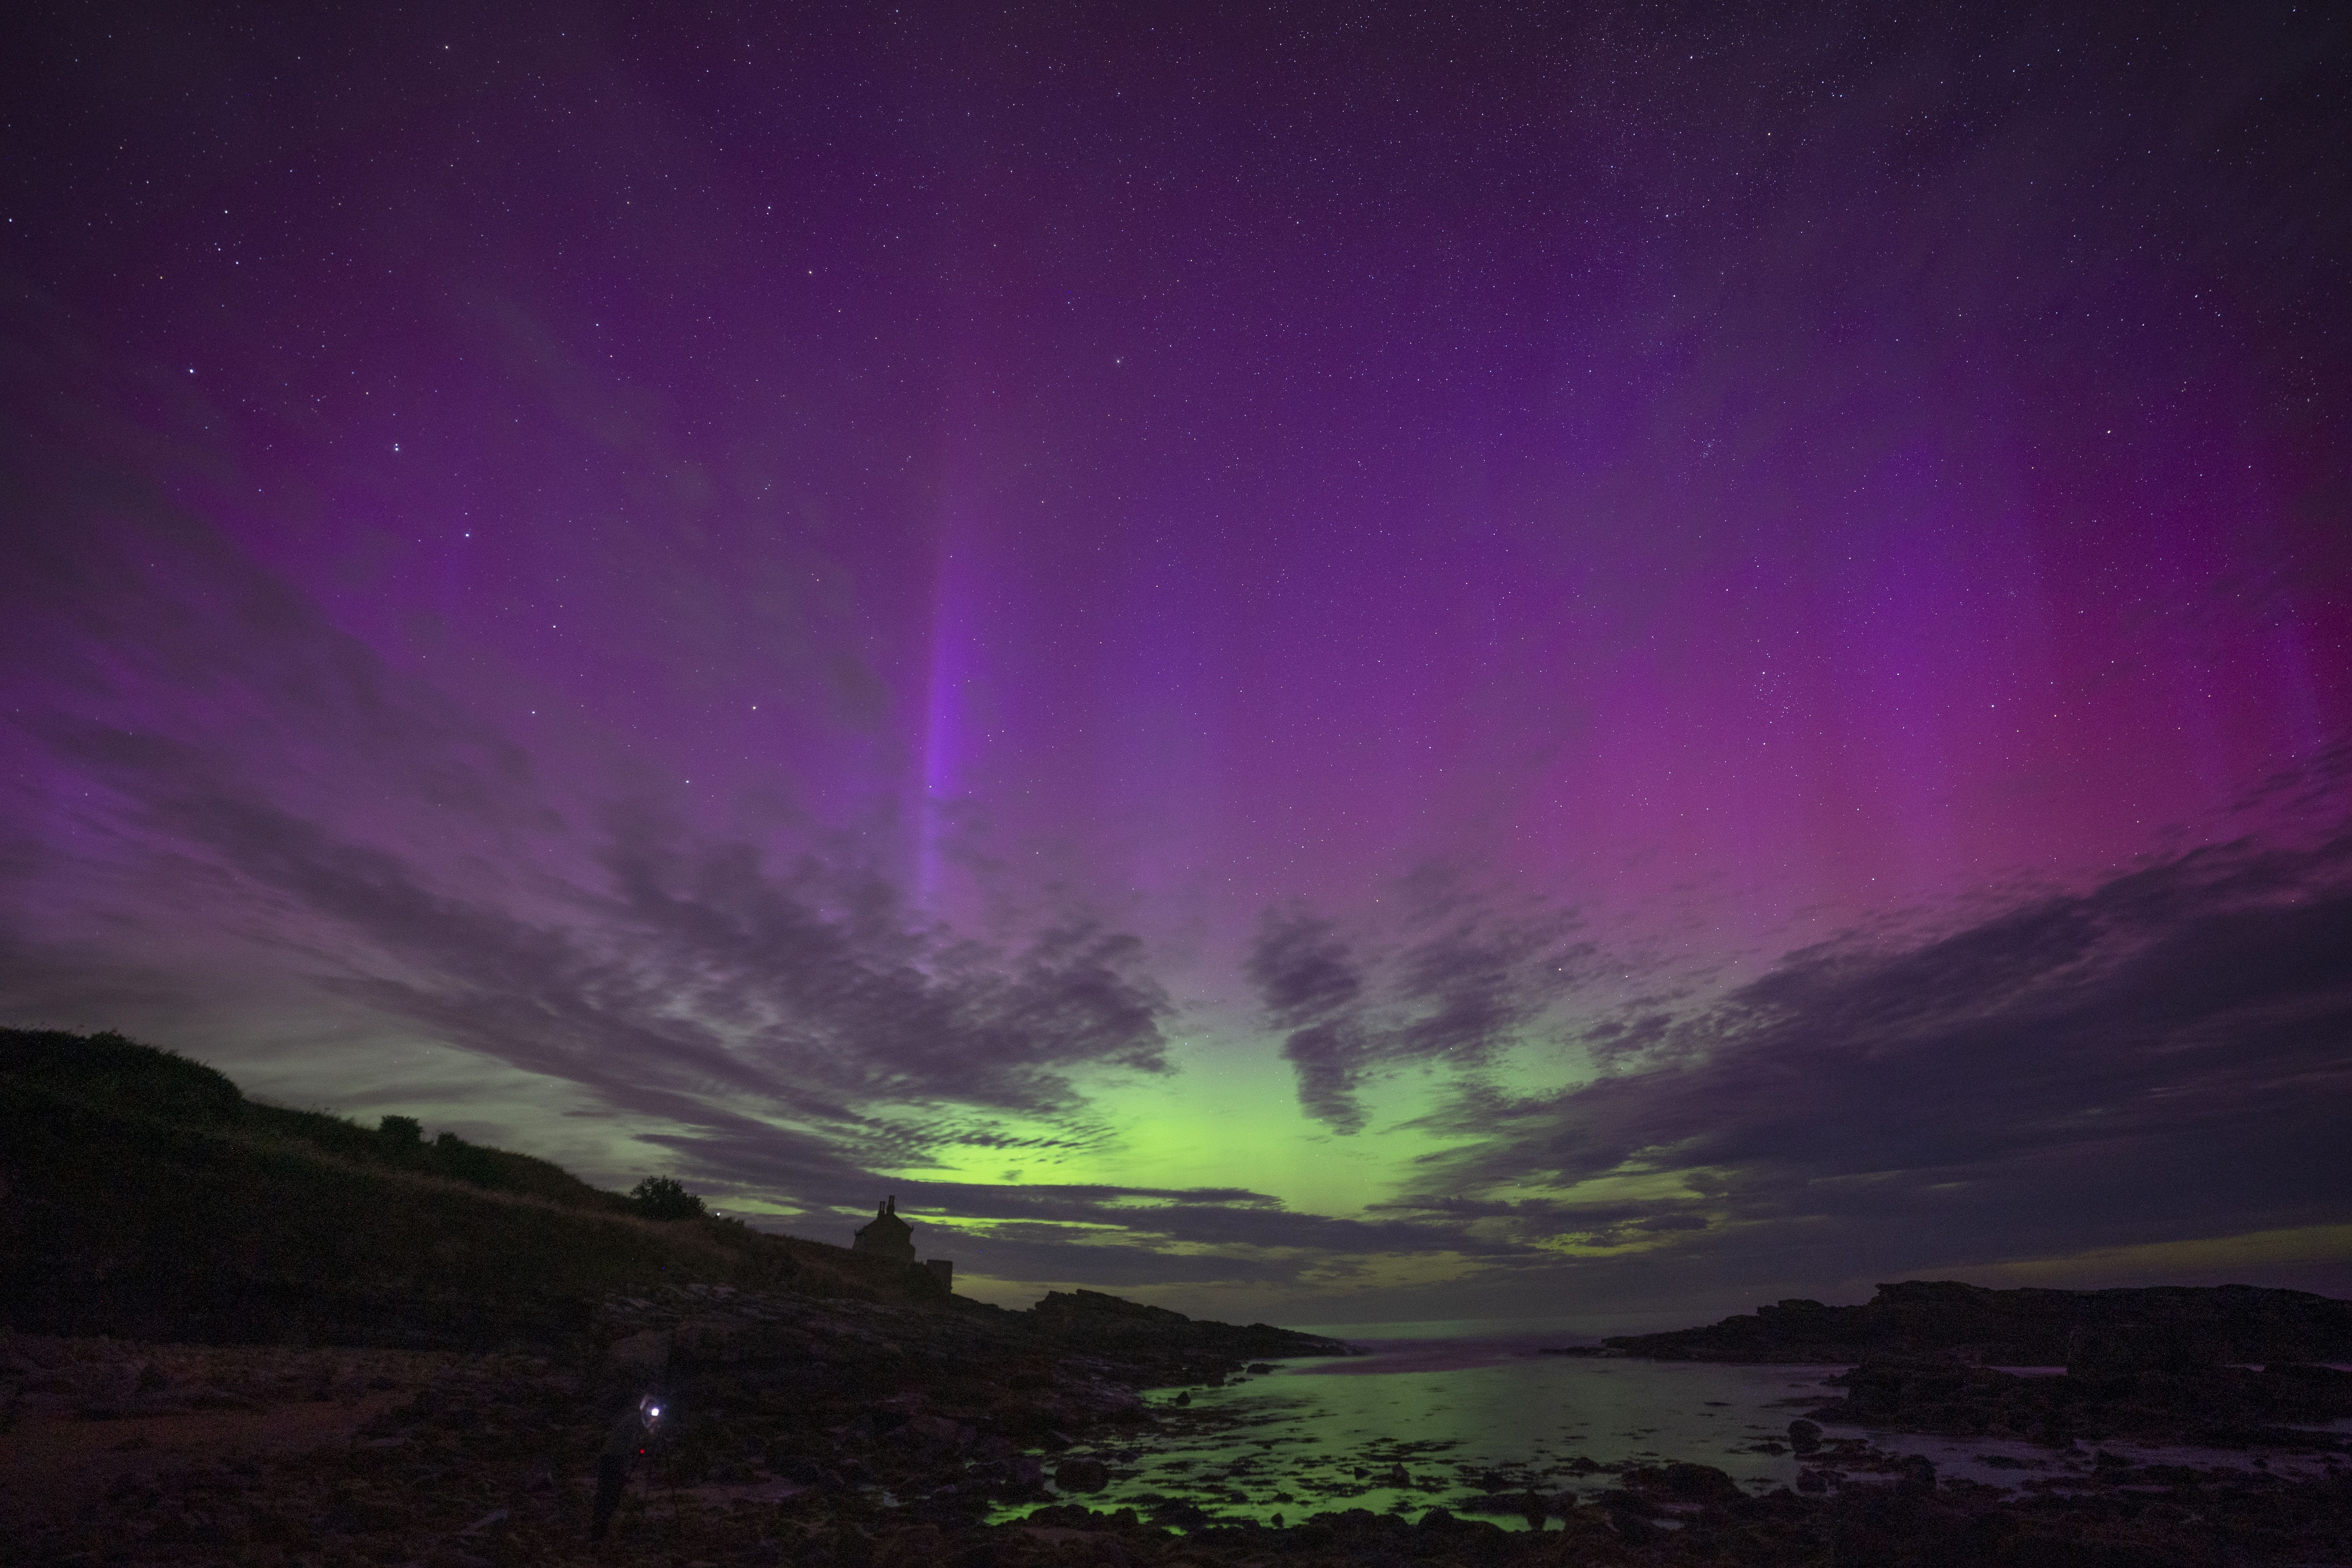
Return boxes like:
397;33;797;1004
1810;1354;2352;1449
8;1280;2352;1567
0;1282;1359;1566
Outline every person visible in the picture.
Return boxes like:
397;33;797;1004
590;1394;663;1542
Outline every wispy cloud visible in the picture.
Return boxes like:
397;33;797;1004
1392;833;2352;1277
1244;890;1591;1134
0;403;1173;1204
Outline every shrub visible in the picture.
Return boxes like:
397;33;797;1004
378;1114;423;1146
629;1175;706;1221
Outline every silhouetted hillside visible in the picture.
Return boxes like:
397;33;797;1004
0;1027;946;1348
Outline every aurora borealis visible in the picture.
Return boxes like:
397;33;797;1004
4;1;2348;1327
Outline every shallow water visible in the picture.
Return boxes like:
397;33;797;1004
993;1323;2352;1529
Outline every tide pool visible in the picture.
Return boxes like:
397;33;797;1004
992;1322;2352;1529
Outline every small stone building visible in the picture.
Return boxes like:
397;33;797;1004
853;1196;916;1261
851;1196;953;1290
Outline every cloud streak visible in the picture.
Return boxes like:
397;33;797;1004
0;400;1174;1212
1385;832;2352;1283
1246;891;1591;1134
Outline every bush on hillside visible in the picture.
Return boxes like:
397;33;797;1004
630;1175;706;1221
378;1114;423;1146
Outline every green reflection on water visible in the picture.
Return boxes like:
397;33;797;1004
990;1352;1847;1530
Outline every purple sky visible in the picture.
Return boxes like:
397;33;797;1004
4;1;2349;1326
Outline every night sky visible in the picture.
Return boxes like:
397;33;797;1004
5;2;2349;1328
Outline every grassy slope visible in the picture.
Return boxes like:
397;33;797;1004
0;1028;942;1347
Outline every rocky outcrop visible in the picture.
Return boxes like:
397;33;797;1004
1808;1355;2352;1448
1602;1280;2352;1365
1026;1289;1348;1367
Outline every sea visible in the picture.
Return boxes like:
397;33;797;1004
990;1317;2352;1530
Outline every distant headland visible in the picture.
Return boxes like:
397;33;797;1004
1602;1278;2352;1368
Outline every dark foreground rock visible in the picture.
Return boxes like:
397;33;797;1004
0;1279;1352;1565
11;1365;2352;1568
7;1307;2352;1567
1810;1356;2352;1449
1603;1279;2352;1366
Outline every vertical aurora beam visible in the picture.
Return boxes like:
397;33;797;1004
915;372;1005;918
917;444;984;915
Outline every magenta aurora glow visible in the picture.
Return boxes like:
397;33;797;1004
3;0;2348;1328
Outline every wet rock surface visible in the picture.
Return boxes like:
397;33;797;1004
0;1284;1347;1565
1810;1356;2352;1449
7;1294;2352;1566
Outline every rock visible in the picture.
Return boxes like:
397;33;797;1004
1595;1493;1659;1543
321;1490;407;1534
876;1525;944;1568
1624;1463;1744;1505
1788;1418;1823;1453
606;1329;671;1373
2066;1324;2221;1377
185;1385;261;1410
898;1413;969;1449
672;1314;749;1360
1054;1457;1110;1492
1809;1354;2352;1448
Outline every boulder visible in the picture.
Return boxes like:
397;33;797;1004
897;1413;970;1450
1054;1457;1110;1492
875;1525;944;1568
605;1329;670;1373
1624;1463;1744;1505
2065;1324;2220;1377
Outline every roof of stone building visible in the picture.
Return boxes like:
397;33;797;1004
855;1195;912;1236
